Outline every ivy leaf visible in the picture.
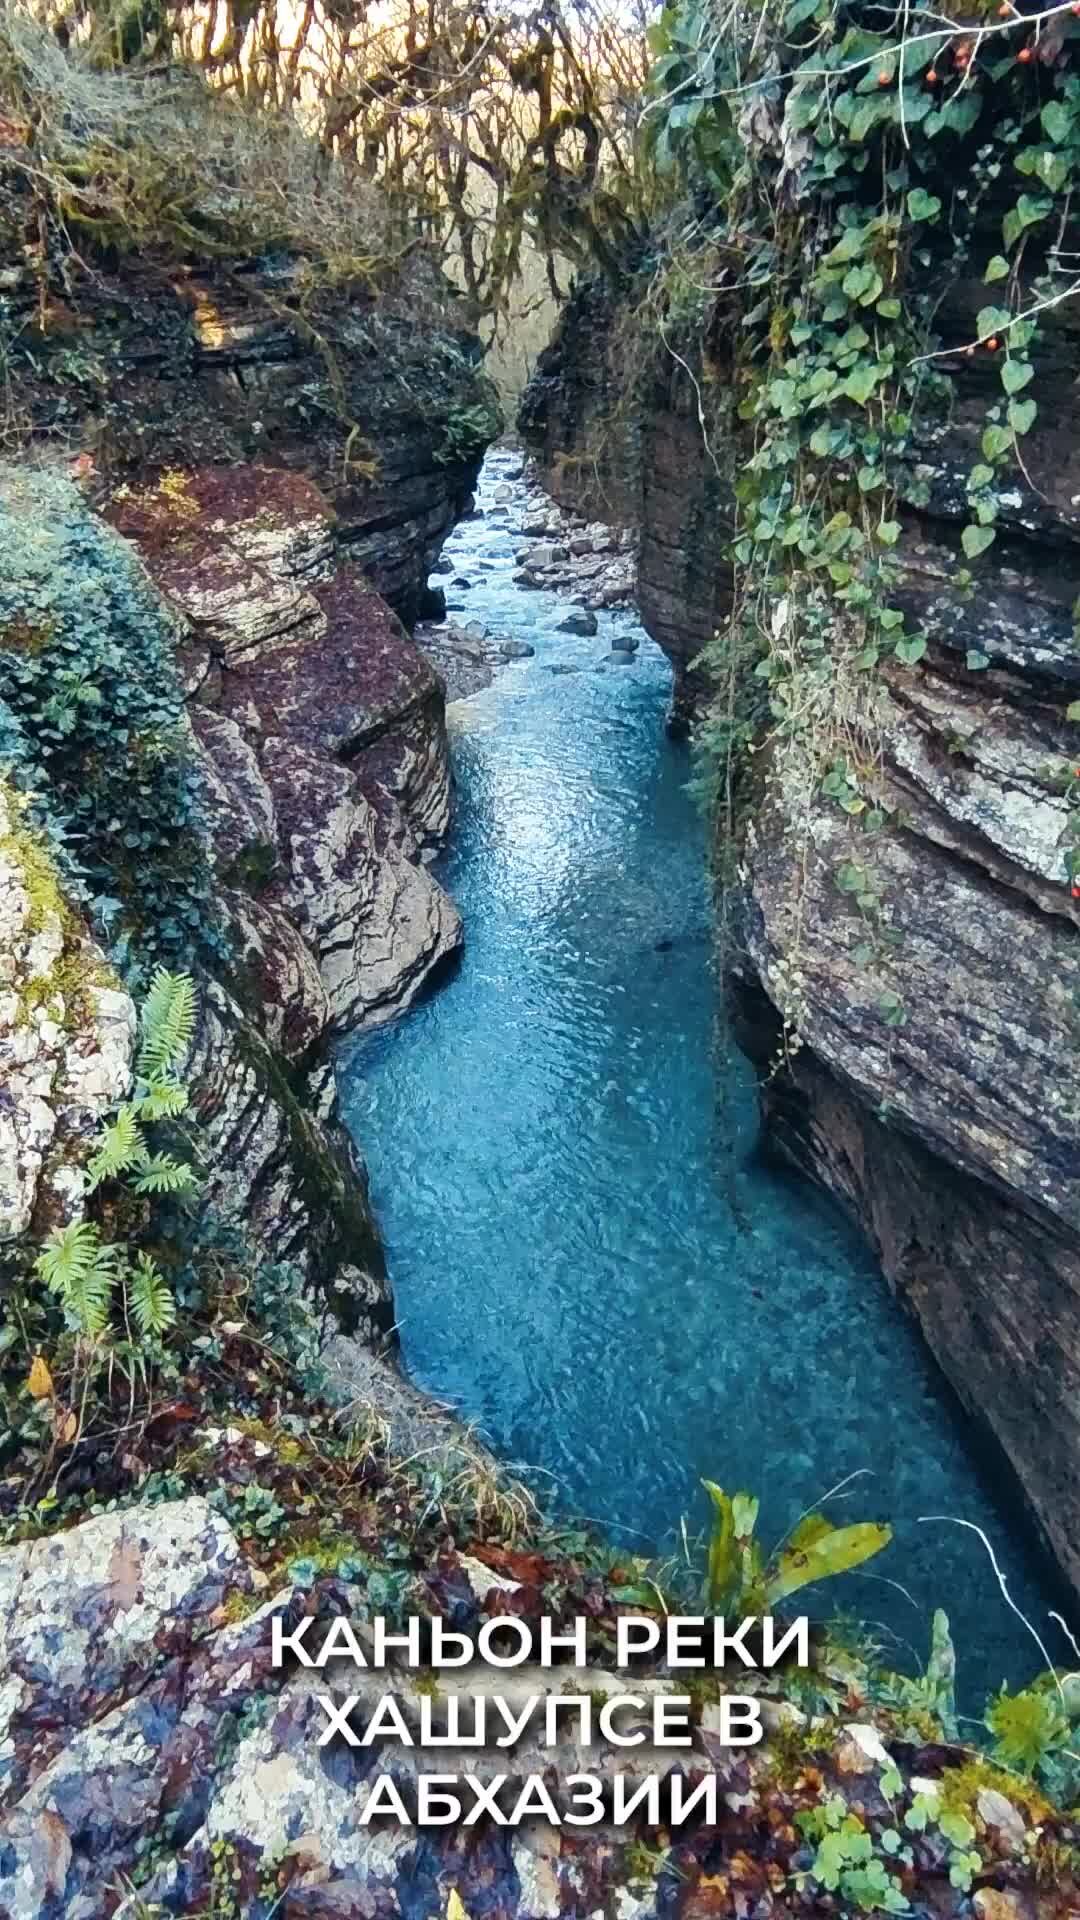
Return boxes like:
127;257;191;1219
982;424;1013;462
906;188;941;221
961;524;996;559
894;634;927;665
1066;701;1080;721
983;255;1010;283
1041;100;1073;145
966;648;991;669
1001;358;1033;395
976;305;1011;339
1008;397;1037;435
843;362;881;404
876;519;901;546
1002;194;1052;250
968;464;995;490
876;296;902;318
842;263;883;306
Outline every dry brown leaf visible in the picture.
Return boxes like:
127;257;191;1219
52;1406;78;1444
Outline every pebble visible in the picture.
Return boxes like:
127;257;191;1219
500;639;535;660
557;610;598;637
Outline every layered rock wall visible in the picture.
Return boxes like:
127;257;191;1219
523;277;1080;1596
1;248;495;1333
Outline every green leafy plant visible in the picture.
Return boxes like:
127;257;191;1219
987;1680;1071;1774
797;1795;910;1913
33;971;197;1338
701;1479;892;1611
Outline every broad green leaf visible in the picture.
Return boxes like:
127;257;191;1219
906;188;941;222
702;1479;736;1609
966;648;991;669
1067;700;1080;721
786;1511;835;1552
1003;194;1052;250
894;634;927;665
1001;357;1033;395
876;519;901;546
843;362;882;404
982;424;1013;462
983;255;1010;284
1008;397;1037;435
767;1520;892;1603
1041;100;1072;145
962;524;996;559
976;305;1011;339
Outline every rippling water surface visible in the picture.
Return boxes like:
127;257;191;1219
339;448;1067;1699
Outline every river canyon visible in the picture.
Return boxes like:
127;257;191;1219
340;447;1067;1702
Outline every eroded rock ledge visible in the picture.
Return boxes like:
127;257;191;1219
1;1483;1076;1919
520;277;1080;1602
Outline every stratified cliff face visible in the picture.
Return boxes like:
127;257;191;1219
523;281;1080;1597
7;254;493;623
519;280;732;731
2;249;497;1336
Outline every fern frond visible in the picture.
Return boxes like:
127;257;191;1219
35;1223;117;1336
129;1153;200;1196
136;1082;188;1122
137;969;197;1081
127;1253;177;1337
85;1103;145;1191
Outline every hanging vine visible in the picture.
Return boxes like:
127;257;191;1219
639;0;1080;1048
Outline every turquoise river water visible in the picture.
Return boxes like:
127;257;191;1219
339;447;1070;1702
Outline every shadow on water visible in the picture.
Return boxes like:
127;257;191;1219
338;449;1074;1708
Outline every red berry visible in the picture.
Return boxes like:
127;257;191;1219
1072;884;1080;898
985;336;1000;351
1018;44;1033;61
878;69;891;84
927;66;939;82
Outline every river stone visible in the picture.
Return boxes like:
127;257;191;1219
557;609;598;636
609;644;636;664
494;483;514;502
500;638;535;660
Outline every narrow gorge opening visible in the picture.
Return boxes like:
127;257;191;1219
338;447;1065;1704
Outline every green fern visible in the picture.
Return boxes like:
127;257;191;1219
137;1081;188;1121
127;1253;177;1337
85;1102;144;1192
35;1223;117;1336
136;968;196;1082
129;1153;199;1196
